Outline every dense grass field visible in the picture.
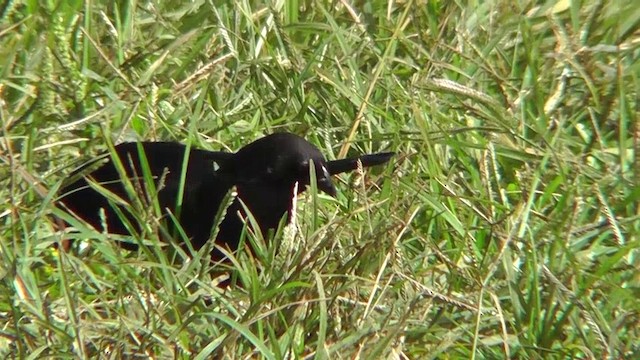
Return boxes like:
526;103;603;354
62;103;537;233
1;0;638;358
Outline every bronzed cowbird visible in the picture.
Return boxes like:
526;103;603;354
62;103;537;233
58;132;393;260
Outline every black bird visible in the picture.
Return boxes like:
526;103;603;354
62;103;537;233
58;133;393;260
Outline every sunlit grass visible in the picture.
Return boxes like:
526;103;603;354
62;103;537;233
1;0;638;358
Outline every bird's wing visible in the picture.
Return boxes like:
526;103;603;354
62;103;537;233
59;142;234;209
111;143;233;205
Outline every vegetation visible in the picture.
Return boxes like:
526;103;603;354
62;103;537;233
1;0;638;358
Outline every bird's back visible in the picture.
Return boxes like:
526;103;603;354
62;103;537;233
58;142;232;247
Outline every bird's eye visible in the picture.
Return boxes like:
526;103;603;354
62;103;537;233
321;165;330;179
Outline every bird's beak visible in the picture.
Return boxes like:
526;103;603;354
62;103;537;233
318;178;337;197
327;152;395;175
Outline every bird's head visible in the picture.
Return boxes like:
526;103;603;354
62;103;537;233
224;133;337;196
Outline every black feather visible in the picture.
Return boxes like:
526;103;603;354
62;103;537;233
57;133;394;260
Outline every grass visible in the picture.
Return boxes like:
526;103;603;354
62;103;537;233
1;0;639;358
